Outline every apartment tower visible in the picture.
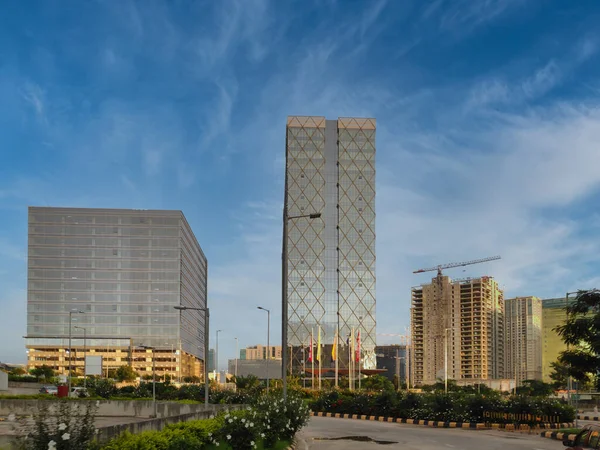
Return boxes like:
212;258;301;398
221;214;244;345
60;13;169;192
26;207;207;379
284;116;376;372
411;275;504;385
504;296;543;385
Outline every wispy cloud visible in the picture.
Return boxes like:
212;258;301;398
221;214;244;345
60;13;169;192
21;82;45;119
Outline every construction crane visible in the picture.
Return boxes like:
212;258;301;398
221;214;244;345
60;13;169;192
413;255;501;277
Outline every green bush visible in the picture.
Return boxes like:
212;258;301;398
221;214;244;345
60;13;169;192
308;389;575;425
100;394;310;450
89;379;117;399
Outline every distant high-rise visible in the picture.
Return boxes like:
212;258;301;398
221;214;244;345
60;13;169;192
26;207;207;379
411;276;504;385
542;297;574;382
284;116;376;372
505;296;543;385
244;345;282;360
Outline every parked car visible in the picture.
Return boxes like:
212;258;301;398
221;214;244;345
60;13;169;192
69;387;89;398
564;424;600;449
39;385;58;395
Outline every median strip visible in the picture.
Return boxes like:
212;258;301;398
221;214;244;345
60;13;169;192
310;411;574;432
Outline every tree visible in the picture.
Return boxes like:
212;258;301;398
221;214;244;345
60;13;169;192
555;289;600;389
115;365;138;382
361;374;395;391
30;365;55;380
549;361;570;389
233;374;261;390
10;367;27;375
516;379;555;397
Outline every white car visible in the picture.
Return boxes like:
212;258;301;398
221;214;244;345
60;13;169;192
69;387;88;398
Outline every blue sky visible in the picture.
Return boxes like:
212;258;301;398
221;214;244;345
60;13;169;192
2;0;600;367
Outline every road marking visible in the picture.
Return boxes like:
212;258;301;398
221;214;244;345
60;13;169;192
445;445;455;448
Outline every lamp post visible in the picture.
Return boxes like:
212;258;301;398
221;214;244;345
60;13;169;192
68;310;84;395
139;345;156;418
444;327;451;394
216;330;222;384
73;326;87;390
257;306;271;392
566;291;578;407
234;337;239;379
173;306;210;407
282;211;321;400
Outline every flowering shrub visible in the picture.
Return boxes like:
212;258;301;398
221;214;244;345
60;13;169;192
11;399;97;450
100;394;310;449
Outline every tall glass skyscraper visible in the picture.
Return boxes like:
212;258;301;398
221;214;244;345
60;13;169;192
284;116;376;372
26;207;207;379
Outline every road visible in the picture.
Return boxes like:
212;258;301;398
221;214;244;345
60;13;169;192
296;416;564;450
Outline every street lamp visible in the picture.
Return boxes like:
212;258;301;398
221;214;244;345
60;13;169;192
68;309;85;395
73;326;87;390
282;211;321;400
139;344;157;418
234;337;239;379
216;330;223;384
173;305;210;407
258;306;271;392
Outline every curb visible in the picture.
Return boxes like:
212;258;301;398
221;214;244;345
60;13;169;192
285;438;296;450
310;412;574;432
578;414;600;421
540;430;578;442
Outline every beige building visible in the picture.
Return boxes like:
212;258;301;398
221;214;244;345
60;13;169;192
505;296;543;385
244;345;282;360
411;275;504;385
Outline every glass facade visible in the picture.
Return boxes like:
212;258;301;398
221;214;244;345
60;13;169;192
285;116;376;372
541;297;573;382
26;207;207;377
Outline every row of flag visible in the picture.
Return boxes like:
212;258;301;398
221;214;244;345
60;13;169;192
307;328;361;363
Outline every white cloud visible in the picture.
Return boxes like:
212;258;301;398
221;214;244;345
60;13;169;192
21;82;45;118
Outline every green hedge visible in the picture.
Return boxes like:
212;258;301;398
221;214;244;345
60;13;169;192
309;390;576;425
100;394;310;450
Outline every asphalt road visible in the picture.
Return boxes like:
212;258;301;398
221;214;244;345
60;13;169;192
296;416;564;450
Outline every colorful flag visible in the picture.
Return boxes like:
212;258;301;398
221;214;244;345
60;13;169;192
355;330;361;363
331;329;337;360
308;333;313;363
316;327;322;362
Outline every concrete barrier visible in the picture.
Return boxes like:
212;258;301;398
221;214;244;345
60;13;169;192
96;404;243;443
0;399;226;419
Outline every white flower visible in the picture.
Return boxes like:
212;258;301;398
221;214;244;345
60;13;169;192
210;414;215;419
7;414;15;422
61;433;70;441
215;443;220;447
228;418;233;423
58;423;67;431
94;429;99;435
48;441;56;450
226;435;231;440
208;433;212;437
251;441;255;446
261;433;265;438
241;418;245;423
225;413;230;419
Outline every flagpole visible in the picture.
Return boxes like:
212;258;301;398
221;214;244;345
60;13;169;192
311;328;315;390
334;327;339;388
318;326;322;390
358;329;361;391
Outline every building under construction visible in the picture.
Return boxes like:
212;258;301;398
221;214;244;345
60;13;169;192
411;275;505;386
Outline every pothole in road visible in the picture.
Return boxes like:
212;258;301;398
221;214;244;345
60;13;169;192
315;436;398;445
